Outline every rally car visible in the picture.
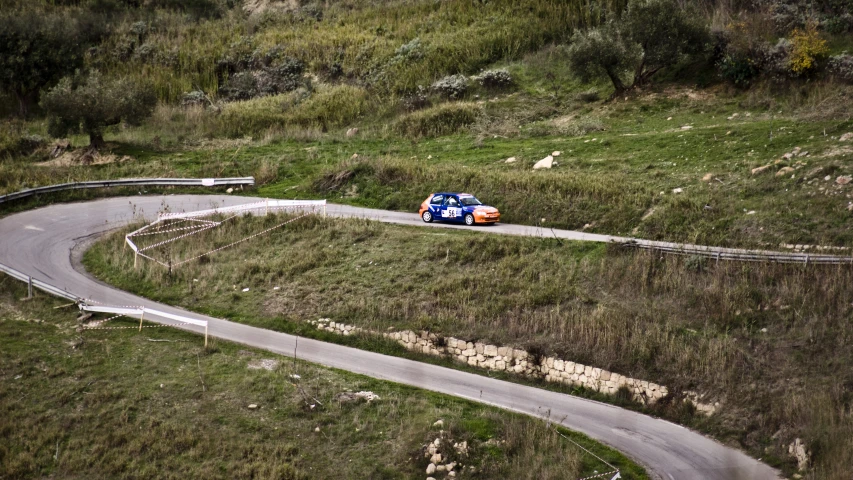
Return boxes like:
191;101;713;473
418;193;500;225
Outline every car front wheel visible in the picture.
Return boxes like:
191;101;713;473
464;213;475;226
422;211;433;223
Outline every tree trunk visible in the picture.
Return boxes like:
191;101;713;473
605;69;627;99
88;132;105;149
14;91;35;118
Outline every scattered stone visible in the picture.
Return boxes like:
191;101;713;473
504;157;517;163
226;188;234;194
426;463;436;475
681;125;693;130
273;286;280;290
289;374;301;379
775;167;795;177
248;404;258;409
454;441;468;456
346;127;359;138
242;288;250;292
666;116;672;120
839;132;853;142
433;419;444;428
314;426;320;432
701;173;714;182
788;438;810;471
751;164;772;175
160;383;164;388
825;175;832;181
533;155;554;170
672;187;683;194
837;175;852;185
746;210;756;215
551;151;561;156
792;146;802;155
430;453;442;464
350;153;358;159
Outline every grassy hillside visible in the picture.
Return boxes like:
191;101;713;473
85;212;853;479
0;278;647;479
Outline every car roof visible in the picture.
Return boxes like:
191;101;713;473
433;192;472;196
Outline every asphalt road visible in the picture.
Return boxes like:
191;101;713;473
0;195;781;480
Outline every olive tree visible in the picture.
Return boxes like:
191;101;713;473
40;72;156;148
567;22;639;96
567;0;709;95
0;11;106;116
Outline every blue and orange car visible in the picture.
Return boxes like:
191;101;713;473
418;193;500;225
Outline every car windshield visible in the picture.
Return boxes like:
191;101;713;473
459;196;482;206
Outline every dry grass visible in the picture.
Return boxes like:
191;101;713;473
0;277;649;479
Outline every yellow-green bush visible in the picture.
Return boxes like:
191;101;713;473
393;102;481;138
789;23;828;76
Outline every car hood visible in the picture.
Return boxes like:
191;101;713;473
466;205;499;213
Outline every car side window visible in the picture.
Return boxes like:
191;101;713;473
430;195;444;205
445;197;459;207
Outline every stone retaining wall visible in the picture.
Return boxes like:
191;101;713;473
311;318;668;404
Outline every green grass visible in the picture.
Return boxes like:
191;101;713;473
0;277;647;480
83;212;853;478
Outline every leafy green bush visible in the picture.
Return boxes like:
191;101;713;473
567;22;637;94
40;71;157;147
392;102;480;138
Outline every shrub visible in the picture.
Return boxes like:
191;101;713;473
181;90;208;107
828;54;853;83
473;69;513;88
789;23;829;76
401;85;430;111
393;102;480;138
431;74;468;99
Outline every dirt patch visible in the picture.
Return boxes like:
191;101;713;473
247;358;280;371
817;146;853;158
36;148;132;167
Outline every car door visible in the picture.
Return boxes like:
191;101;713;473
428;194;444;220
442;195;463;222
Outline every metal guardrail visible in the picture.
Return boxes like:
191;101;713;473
0;177;255;204
622;239;853;265
0;262;79;301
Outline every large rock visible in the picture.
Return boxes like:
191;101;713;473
533;155;554;170
346;127;359;137
776;166;795;177
840;132;853;142
837;175;852;185
788;438;810;471
751;164;772;175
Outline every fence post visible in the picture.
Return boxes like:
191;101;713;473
138;307;145;332
27;276;33;299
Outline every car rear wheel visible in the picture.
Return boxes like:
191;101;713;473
422;211;433;223
464;213;475;226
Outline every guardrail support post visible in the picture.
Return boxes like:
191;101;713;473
204;324;208;347
27;276;33;299
265;198;269;216
138;308;145;332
